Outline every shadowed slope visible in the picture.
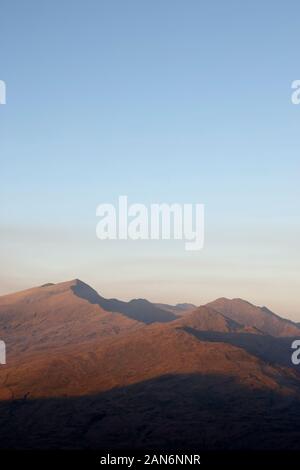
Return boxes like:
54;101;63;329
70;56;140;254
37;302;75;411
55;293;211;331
182;328;298;369
172;306;299;369
1;373;300;450
71;280;177;323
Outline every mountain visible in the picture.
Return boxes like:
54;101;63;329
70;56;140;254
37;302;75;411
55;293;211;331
174;305;261;333
0;319;298;401
1;315;300;450
174;306;298;369
1;280;300;450
0;279;141;359
0;278;179;362
206;297;300;337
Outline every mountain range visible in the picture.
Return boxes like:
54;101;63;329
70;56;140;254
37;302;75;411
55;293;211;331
0;279;300;450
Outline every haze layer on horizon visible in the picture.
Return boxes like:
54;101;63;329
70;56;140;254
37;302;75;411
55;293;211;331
0;1;299;320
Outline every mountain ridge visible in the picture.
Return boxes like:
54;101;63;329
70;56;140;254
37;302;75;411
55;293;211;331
1;279;300;450
206;297;300;337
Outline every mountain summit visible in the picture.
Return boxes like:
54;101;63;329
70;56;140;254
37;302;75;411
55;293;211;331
206;297;300;337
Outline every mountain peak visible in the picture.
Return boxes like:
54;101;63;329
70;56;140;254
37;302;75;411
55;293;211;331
68;278;88;287
206;297;300;337
213;297;254;306
175;305;242;333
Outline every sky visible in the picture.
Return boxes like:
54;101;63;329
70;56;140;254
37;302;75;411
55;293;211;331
0;0;299;319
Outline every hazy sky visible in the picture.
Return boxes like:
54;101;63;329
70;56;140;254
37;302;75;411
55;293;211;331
0;1;299;319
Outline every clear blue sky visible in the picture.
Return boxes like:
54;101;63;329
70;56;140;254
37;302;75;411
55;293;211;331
0;1;299;318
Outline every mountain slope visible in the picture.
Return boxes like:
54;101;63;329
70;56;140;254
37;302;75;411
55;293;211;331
174;305;261;333
1;281;300;450
0;279;141;359
0;320;298;401
206;298;300;337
